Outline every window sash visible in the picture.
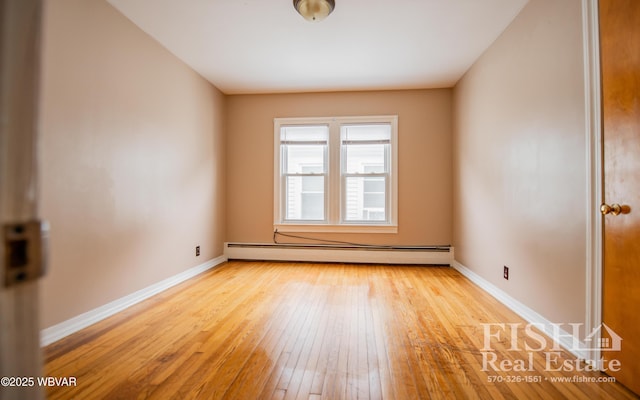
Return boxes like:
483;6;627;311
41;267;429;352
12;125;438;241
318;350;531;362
283;175;326;221
341;173;390;223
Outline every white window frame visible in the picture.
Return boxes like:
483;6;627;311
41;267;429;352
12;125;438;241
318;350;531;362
274;115;398;233
280;125;329;222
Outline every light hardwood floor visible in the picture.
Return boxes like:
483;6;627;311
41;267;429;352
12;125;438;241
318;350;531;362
44;261;638;399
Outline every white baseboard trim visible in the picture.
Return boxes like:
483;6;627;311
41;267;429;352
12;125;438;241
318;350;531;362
451;260;588;361
40;255;227;347
224;242;453;265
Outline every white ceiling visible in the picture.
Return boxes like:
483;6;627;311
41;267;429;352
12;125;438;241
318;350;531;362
107;0;529;94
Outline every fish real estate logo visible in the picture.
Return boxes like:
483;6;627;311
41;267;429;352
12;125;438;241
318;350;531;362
480;322;622;374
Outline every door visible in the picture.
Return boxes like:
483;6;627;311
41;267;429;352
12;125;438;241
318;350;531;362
600;0;640;395
0;0;45;399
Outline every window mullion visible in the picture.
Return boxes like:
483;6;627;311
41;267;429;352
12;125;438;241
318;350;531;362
329;120;340;225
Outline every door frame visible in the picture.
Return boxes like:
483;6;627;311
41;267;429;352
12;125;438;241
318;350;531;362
0;0;45;398
583;0;603;367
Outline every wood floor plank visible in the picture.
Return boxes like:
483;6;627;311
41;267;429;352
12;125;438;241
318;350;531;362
290;273;333;400
44;261;639;400
369;281;395;400
308;269;343;397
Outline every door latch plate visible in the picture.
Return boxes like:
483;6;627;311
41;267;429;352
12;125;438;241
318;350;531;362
3;220;48;287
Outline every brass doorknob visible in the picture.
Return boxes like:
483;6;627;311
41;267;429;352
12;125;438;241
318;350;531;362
601;203;622;215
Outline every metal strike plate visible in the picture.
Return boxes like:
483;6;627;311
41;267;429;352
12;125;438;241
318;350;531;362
3;220;48;287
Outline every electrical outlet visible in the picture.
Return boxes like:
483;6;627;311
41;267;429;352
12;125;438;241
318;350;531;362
196;246;200;257
503;266;509;280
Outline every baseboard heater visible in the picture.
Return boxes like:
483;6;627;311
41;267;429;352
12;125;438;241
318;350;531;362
224;242;453;265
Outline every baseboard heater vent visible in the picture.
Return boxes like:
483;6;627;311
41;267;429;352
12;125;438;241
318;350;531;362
224;242;453;265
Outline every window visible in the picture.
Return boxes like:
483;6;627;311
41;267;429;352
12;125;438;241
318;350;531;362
341;124;390;223
280;125;328;221
274;116;398;233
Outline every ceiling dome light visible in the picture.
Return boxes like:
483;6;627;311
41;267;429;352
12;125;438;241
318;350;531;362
293;0;335;22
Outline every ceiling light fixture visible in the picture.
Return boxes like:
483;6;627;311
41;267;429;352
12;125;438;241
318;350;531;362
293;0;335;22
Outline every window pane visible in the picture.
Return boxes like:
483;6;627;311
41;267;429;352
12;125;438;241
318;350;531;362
363;192;385;208
363;178;385;193
344;176;386;221
285;145;325;173
302;175;324;191
344;144;386;173
301;193;324;220
286;176;324;220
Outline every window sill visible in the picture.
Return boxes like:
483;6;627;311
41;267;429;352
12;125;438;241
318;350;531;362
274;224;398;234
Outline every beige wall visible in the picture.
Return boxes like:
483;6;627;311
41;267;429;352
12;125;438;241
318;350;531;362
226;90;452;246
39;0;226;328
452;0;586;325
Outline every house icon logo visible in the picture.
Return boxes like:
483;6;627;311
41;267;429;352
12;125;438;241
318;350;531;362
582;323;622;351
